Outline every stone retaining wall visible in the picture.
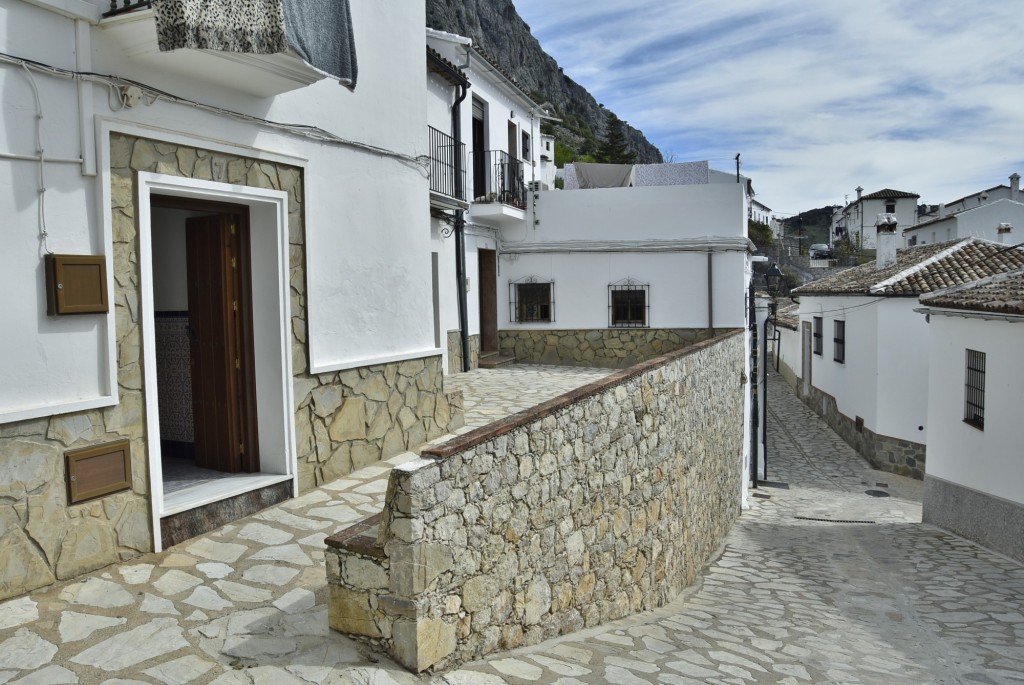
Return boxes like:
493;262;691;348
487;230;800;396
498;328;728;368
803;384;925;480
326;330;746;671
0;134;464;601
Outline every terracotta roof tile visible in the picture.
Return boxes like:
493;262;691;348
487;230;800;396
793;238;1024;297
860;188;920;200
774;301;799;330
920;268;1024;315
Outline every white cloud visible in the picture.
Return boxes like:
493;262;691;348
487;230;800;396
513;0;1024;214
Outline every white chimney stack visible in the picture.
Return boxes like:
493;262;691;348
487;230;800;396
876;213;898;269
856;186;864;201
1011;173;1020;202
997;222;1013;244
938;202;946;219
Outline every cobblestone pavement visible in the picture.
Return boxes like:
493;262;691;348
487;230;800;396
2;370;1022;685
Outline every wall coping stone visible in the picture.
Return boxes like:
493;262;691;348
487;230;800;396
325;513;385;558
422;328;744;461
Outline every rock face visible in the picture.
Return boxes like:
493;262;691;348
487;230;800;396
426;0;663;164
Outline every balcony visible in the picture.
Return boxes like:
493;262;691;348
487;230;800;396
469;150;528;225
428;126;468;211
98;5;327;97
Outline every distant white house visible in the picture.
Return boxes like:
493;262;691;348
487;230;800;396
905;174;1023;246
831;187;920;250
790;225;1024;479
916;269;1024;562
750;198;772;225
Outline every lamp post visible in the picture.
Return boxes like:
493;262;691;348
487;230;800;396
760;263;783;481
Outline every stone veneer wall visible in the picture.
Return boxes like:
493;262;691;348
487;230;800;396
803;384;925;480
446;331;480;374
326;330;745;672
0;134;464;601
498;328;729;369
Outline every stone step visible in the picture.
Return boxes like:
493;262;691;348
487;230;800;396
478;352;515;368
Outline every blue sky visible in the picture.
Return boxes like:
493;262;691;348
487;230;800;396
513;0;1024;217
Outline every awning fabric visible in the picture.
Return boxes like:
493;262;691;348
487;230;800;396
574;163;635;189
153;0;358;90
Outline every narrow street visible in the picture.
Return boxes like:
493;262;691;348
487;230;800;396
0;371;1020;684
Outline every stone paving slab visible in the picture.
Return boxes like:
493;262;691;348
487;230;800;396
1;368;1021;685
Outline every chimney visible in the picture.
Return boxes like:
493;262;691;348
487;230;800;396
876;213;898;269
856;186;863;201
1011;173;1020;202
938;202;946;218
997;222;1013;244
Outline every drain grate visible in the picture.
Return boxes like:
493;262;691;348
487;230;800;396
794;516;876;524
865;490;890;498
757;481;790;490
752;493;771;499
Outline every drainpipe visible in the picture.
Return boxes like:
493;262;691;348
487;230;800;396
451;80;471;372
748;278;759;489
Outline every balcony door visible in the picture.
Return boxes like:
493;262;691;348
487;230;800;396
472;98;487;200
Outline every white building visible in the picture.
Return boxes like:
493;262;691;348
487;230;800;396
917;269;1024;562
791;229;1024;479
0;0;459;598
831;187;920;250
905;174;1023;246
426;28;545;373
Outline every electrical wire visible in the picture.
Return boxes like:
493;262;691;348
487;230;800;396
20;62;54;254
0;51;430;173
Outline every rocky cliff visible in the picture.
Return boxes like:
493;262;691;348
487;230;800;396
427;0;663;164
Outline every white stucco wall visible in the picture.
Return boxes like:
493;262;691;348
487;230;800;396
873;299;931;442
776;324;802;383
526;184;747;243
0;2;435;419
800;294;880;430
905;200;1024;246
925;313;1024;505
836;196;918;249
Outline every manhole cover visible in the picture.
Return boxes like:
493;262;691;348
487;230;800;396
865;489;890;498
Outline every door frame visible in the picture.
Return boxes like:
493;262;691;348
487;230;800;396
137;172;296;551
478;248;498;352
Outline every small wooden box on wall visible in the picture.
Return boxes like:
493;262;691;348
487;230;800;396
45;254;109;315
66;439;132;504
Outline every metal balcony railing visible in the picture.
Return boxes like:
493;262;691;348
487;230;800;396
473;150;527;210
428;126;466;202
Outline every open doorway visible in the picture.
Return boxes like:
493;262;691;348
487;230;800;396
151;197;259;496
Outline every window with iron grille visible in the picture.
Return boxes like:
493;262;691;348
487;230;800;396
833;320;845;363
964;349;985;429
813;316;823;355
609;278;649;327
510;278;553;323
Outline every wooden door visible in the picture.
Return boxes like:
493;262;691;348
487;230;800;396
478;249;498;352
507;121;518;159
801;321;812;398
186;214;259;473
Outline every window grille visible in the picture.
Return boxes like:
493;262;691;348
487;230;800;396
608;278;649;328
509;277;554;323
833;320;845;363
964;349;985;429
813;317;823;356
